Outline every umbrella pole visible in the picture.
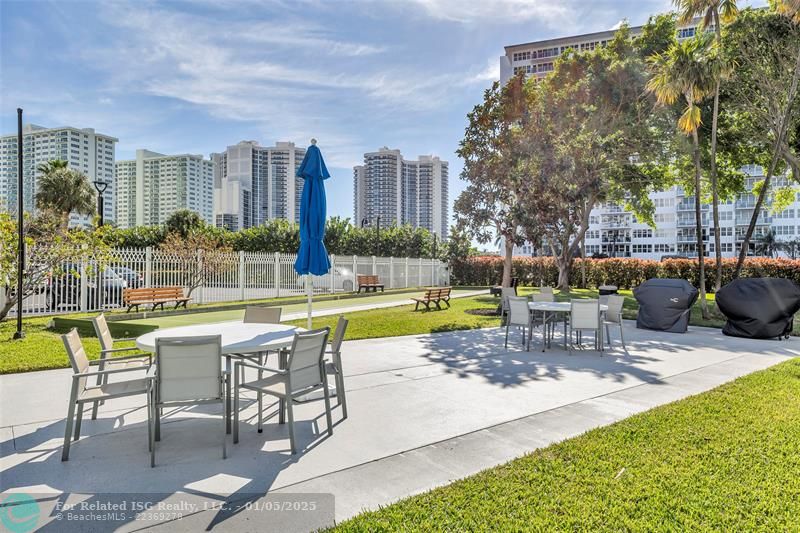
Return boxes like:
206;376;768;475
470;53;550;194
307;274;313;330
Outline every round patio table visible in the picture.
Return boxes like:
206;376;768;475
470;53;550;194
528;301;608;352
137;322;306;433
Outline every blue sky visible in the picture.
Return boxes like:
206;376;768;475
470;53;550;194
0;0;765;225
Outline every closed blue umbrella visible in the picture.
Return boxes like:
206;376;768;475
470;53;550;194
294;139;331;328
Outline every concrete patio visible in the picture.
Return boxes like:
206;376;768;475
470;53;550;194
1;323;798;531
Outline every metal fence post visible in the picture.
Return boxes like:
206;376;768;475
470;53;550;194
330;254;336;294
405;257;409;288
274;252;281;298
79;254;88;313
239;251;245;301
145;246;153;288
372;256;377;276
432;259;437;286
197;249;205;305
389;257;394;289
352;255;357;283
418;257;423;287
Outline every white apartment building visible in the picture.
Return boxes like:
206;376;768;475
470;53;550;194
212;141;306;231
500;18;704;84
508;165;797;259
0;124;117;226
115;149;214;228
353;147;449;238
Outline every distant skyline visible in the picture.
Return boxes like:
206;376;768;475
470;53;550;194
0;0;766;225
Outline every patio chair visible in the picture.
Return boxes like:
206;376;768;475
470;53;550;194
236;306;283;419
541;286;554;295
90;313;151;416
532;293;554;303
500;287;517;325
326;316;349;419
234;328;333;454
505;296;531;349
603;294;626;350
568;299;603;354
61;329;153;462
150;335;228;467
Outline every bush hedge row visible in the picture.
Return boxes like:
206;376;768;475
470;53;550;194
450;256;800;291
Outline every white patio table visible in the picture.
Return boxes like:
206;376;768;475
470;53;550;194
137;322;305;433
527;301;608;352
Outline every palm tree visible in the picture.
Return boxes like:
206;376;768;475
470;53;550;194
777;0;800;23
647;34;718;319
35;164;95;229
674;1;738;292
35;158;69;175
756;228;779;257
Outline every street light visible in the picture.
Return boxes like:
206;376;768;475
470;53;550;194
13;108;25;340
93;180;108;226
432;231;437;260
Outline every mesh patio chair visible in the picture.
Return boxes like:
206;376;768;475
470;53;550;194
505;296;531;349
61;329;153;462
603;294;626;350
150;335;228;467
541;286;555;295
325;316;349;419
234;306;283;420
569;299;603;354
500;287;517;325
234;328;333;454
90;313;151;416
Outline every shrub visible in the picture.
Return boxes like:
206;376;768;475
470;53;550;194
450;256;800;291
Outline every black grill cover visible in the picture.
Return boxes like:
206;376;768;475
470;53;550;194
716;278;800;339
633;279;699;333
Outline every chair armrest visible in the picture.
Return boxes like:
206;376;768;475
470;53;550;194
100;346;140;354
90;353;151;364
146;365;157;380
234;360;286;375
116;337;138;342
75;366;146;379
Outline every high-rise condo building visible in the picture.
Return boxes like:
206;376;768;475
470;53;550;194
212;141;306;231
115;149;214;228
0;124;117;226
353;147;449;238
500;20;796;259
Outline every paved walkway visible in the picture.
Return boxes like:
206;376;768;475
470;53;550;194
1;323;797;532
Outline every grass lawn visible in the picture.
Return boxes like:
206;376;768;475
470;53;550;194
0;286;790;374
333;357;800;531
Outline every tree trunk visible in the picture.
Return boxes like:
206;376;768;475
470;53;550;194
735;41;800;278
556;249;571;293
691;128;709;320
502;237;513;287
710;11;722;292
0;294;17;322
580;234;586;289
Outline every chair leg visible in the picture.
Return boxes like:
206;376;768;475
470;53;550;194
147;385;153;453
504;323;510;348
150;388;156;467
322;373;333;436
225;355;232;435
257;354;263;433
74;402;84;441
93;354;107;416
286;396;297;454
62;385;78;461
155;398;161;442
234;366;240;444
606;324;612;346
337;370;348;419
619;323;626;351
222;382;228;460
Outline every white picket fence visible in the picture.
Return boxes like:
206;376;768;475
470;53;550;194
6;247;449;317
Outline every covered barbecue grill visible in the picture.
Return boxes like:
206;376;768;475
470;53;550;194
633;278;698;333
716;277;800;339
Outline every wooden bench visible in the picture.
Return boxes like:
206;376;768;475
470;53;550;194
123;286;191;313
357;275;385;293
412;287;452;311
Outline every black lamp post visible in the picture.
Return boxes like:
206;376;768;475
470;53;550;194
13;108;25;340
93;180;108;226
432;231;437;260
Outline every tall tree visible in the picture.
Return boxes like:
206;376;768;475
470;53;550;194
34;165;95;229
516;24;674;291
35;158;68;175
164;208;205;237
455;75;528;287
675;0;738;291
647;34;719;318
724;6;800;276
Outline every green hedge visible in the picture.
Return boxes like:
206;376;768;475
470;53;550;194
451;256;800;291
